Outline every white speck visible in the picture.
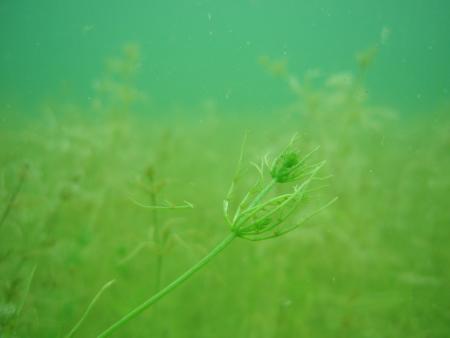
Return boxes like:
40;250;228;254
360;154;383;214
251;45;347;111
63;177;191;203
207;13;212;21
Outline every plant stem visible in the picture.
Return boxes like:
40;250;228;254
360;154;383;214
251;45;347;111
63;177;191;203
250;179;276;209
149;174;162;292
0;166;27;230
97;232;237;337
66;279;115;338
148;174;162;337
17;264;37;317
99;177;277;337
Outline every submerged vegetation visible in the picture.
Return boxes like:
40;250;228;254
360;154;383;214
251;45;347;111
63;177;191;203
97;135;335;337
0;42;449;338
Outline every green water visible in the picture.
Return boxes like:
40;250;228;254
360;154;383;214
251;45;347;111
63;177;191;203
1;1;449;337
1;0;449;113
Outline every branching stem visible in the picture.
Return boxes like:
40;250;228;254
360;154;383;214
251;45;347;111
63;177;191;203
97;232;237;337
0;167;27;230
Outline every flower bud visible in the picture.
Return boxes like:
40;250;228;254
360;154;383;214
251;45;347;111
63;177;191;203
271;150;303;183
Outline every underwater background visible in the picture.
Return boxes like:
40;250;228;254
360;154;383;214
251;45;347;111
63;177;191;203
1;0;449;337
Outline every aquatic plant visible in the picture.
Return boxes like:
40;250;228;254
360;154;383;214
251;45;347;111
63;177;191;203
121;163;194;293
97;135;335;337
91;43;146;120
65;279;115;338
260;28;392;132
0;163;28;230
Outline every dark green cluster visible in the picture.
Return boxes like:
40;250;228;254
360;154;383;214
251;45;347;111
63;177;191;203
270;150;304;183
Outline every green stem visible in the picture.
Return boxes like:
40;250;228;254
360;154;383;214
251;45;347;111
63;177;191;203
149;175;162;292
149;181;162;335
66;279;115;338
234;179;277;231
0;167;26;230
97;232;237;337
249;179;276;209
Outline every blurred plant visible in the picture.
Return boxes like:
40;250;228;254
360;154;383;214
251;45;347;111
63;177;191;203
91;43;146;120
120;164;193;294
5;264;37;334
65;279;115;338
260;27;393;131
97;135;335;337
0;163;33;335
0;163;29;230
117;130;193;296
0;221;36;336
